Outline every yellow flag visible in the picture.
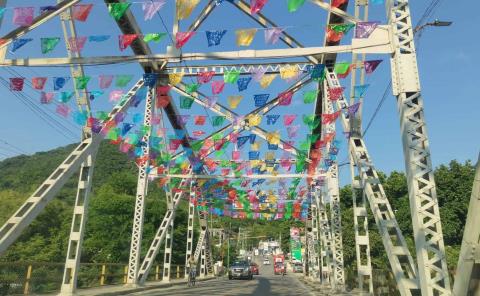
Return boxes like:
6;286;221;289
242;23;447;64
236;28;257;46
168;72;184;85
251;142;260;151
280;65;299;80
259;74;276;88
176;0;200;20
266;151;275;160
247;114;262;126
266;131;280;145
227;95;243;109
250;160;260;167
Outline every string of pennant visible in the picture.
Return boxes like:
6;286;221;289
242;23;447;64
0;0;385;29
4;20;380;54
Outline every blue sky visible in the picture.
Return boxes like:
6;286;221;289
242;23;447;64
0;0;478;187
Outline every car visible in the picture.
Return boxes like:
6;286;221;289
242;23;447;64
263;258;270;265
250;262;259;275
229;260;253;280
293;262;303;273
274;262;286;275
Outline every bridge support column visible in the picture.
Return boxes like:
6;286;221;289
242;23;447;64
126;86;155;286
162;189;175;283
388;0;451;294
184;185;196;277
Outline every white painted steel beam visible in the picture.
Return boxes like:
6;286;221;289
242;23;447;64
0;39;392;67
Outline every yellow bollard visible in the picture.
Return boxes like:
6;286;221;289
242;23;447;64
23;265;32;295
155;265;160;280
123;265;128;284
177;266;180;278
100;264;106;286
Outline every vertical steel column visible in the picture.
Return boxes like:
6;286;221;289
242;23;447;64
59;152;96;295
388;0;451;294
199;244;207;279
161;189;175;282
184;184;196;277
316;187;333;286
126;85;155;285
323;81;345;289
453;155;480;295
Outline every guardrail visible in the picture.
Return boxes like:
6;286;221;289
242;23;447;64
0;262;186;295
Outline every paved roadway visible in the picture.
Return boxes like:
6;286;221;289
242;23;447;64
130;261;314;296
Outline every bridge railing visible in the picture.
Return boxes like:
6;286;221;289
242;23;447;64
0;262;186;295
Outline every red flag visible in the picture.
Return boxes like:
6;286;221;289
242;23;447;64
175;31;195;49
322;110;341;124
332;0;347;8
72;4;93;22
9;78;25;91
119;34;138;51
197;71;215;84
278;91;293;106
250;0;268;14
326;28;344;42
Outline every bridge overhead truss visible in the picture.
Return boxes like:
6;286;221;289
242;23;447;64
0;0;455;295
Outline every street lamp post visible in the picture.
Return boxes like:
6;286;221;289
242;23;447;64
414;19;452;33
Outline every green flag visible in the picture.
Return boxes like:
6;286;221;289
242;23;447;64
186;83;200;94
143;33;167;43
116;75;133;87
224;70;240;84
303;90;318;104
75;76;90;90
288;0;305;12
329;23;355;34
180;96;194;109
191;140;203;152
303;115;320;129
334;62;351;75
108;3;131;21
212;116;226;126
41;37;60;54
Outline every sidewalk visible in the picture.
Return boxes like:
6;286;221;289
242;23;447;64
51;276;216;296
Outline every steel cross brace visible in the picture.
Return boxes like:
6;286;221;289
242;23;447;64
325;70;421;295
0;79;145;255
315;187;333;286
137;178;191;284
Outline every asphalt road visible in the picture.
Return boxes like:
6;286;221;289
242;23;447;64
130;262;314;296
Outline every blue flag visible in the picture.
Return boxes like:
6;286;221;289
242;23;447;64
206;30;227;47
11;38;33;52
237;77;252;92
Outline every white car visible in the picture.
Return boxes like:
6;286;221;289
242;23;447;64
263;259;270;265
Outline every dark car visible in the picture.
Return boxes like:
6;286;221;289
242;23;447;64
250;262;259;275
229;260;253;280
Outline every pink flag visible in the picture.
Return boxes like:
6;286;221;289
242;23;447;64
99;75;114;89
232;151;241;160
119;34;138;51
109;90;124;102
175;31;195;49
72;4;93;22
250;0;268;14
68;36;87;53
197;71;215;84
283;114;296;125
56;104;71;118
264;27;283;45
32;77;47;90
142;1;166;20
251;67;266;82
13;7;34;26
278;91;293;106
211;81;225;95
40;92;54;104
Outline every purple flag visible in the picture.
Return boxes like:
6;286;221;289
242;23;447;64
142;1;166;20
364;60;382;74
355;21;379;39
177;115;190;125
99;75;114;89
206;96;218;107
287;125;300;138
251;67;266;82
348;102;361;115
264;27;283;45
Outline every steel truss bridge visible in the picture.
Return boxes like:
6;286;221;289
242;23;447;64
0;0;478;295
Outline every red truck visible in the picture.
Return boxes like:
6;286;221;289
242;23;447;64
273;254;286;275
